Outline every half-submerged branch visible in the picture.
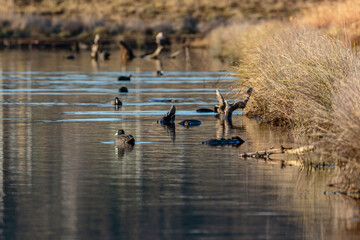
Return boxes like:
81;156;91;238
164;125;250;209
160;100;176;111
216;88;253;120
202;136;245;146
239;145;315;159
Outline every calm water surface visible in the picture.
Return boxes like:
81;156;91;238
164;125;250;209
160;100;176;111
0;49;359;240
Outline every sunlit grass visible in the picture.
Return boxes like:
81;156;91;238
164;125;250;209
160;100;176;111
236;26;356;132
206;21;281;61
229;24;360;193
298;0;360;44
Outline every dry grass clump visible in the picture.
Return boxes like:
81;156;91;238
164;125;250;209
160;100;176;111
234;24;360;193
298;0;360;44
324;71;360;195
237;26;356;132
328;73;360;162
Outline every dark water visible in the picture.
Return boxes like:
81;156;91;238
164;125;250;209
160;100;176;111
0;49;359;240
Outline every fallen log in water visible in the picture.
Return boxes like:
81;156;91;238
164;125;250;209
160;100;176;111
202;136;245;146
239;145;315;159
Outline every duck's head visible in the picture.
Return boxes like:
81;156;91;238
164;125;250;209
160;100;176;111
115;129;125;136
114;97;122;106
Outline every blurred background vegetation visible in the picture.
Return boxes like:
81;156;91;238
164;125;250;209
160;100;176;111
0;0;327;39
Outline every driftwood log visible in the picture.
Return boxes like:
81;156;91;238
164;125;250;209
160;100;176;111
239;145;315;159
157;105;176;124
216;88;253;120
142;45;163;59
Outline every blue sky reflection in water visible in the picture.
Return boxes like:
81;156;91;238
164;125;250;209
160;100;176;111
0;49;359;240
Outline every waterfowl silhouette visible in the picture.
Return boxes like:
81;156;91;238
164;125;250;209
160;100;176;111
115;129;135;146
153;70;163;76
118;75;132;81
66;55;75;60
119;86;128;93
110;97;122;106
178;119;202;126
196;106;218;113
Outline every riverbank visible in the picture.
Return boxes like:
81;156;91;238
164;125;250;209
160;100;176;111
0;0;324;39
210;0;360;196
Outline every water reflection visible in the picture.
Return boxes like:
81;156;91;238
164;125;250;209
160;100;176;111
216;118;245;140
159;123;176;143
0;50;359;239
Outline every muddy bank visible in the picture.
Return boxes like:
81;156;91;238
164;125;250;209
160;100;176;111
0;34;205;50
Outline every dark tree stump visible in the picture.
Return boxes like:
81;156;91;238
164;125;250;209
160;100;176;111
216;88;253;120
157;105;176;124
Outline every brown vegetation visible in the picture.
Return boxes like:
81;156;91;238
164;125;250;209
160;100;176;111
0;0;327;38
297;0;360;44
211;1;360;195
237;27;355;130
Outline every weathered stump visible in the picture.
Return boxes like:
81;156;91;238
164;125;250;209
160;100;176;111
216;88;253;120
120;41;135;62
157;105;176;124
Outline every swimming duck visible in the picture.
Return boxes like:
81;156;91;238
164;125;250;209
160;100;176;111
178;119;202;126
119;86;128;93
66;55;75;60
153;70;163;76
110;97;122;106
118;75;132;81
115;129;135;146
196;106;218;113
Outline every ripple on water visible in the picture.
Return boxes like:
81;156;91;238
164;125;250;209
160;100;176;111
42;118;125;123
62;110;235;116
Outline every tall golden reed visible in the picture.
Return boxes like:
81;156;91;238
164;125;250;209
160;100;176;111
237;26;356;133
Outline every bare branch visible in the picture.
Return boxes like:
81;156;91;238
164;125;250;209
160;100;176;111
215;89;226;114
216;88;253;120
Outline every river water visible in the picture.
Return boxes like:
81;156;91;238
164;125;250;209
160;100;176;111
0;49;359;239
